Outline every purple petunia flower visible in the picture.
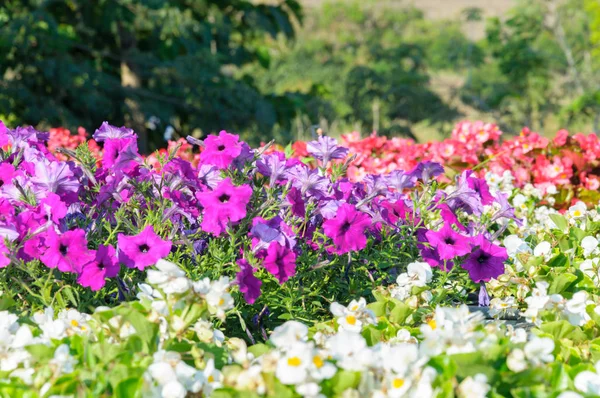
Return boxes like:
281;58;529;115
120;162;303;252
199;131;243;169
197;165;222;189
407;161;444;182
236;258;262;304
196;178;252;236
78;245;120;291
465;171;495;206
40;228;95;273
117;225;172;270
32;160;79;201
306;136;349;165
256;152;287;186
263;242;296;284
285;187;305;217
461;234;507;283
250;216;296;254
425;223;472;261
93;122;136;142
478;282;490;306
286;166;329;199
438;202;467;232
385;170;415;191
323;203;372;254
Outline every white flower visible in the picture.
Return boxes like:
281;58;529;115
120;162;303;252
503;235;531;258
202;358;223;396
58;309;91;334
270;321;308;349
330;298;375;332
489;296;518;318
581;236;599;257
533;241;552;259
406;262;432;287
386;373;412;398
557;392;583;398
296;382;323;398
50;344;77;374
309;350;336;381
574;361;600;395
161;380;187;398
457;374;490;398
327;330;372;371
276;343;312;385
564;291;592;326
507;348;527;372
569;201;587;219
524;336;554;366
146;259;191;294
512;194;527;210
506;325;527;344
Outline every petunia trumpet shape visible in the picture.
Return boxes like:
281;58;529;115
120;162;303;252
117;225;172;270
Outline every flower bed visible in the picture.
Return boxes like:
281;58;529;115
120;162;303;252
1;120;600;397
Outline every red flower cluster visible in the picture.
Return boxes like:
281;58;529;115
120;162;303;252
290;121;600;207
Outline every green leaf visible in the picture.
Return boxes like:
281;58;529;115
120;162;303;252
115;378;142;398
330;370;361;394
248;344;271;358
549;214;568;231
388;299;412;325
367;300;387;317
547;253;568;268
548;273;577;294
539;320;587;342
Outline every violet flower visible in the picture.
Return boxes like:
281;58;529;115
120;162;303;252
461;234;507;283
263;242;297;284
306;136;349;165
93;122;136;142
425;223;472;261
236;258;262;304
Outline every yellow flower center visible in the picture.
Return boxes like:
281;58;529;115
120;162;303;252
71;320;79;327
351;305;359;311
218;298;225;306
427;319;437;330
573;210;582;217
393;378;405;389
208;375;215;383
345;315;357;325
313;355;324;368
287;356;302;367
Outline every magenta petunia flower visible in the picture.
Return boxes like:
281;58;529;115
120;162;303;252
236;258;262;304
0;120;8;147
0;163;16;189
461;234;507;282
36;193;67;224
198;131;243;169
465;171;495;206
285;187;305;217
117;225;172;270
40;228;95;273
196;178;252;236
323;203;372;254
102;137;140;171
263;242;296;284
425;223;472;261
0;239;10;268
78;245;120;291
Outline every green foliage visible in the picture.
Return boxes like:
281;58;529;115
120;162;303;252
0;0;304;149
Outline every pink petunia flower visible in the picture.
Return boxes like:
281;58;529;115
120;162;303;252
40;228;95;273
196;178;252;236
425;223;472;261
263;242;296;284
0;239;10;268
199;131;243;169
323;203;372;254
78;245;120;291
117;225;172;270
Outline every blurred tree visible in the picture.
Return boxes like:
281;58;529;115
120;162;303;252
251;1;459;140
0;0;303;150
